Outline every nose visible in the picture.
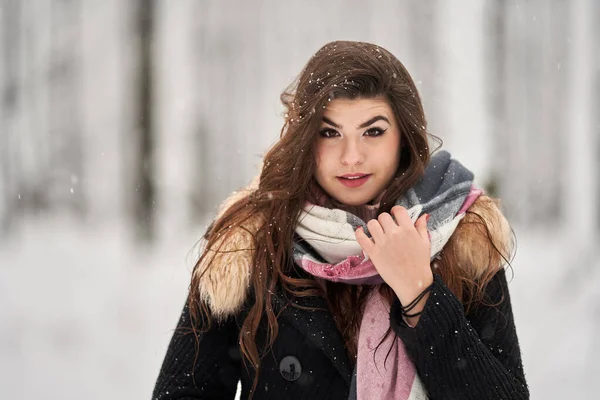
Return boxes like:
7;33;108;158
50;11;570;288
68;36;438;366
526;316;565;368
340;138;364;166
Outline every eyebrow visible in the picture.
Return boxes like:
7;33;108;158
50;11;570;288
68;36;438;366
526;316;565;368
322;115;391;129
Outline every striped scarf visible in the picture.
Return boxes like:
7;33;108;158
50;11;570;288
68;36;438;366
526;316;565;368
292;150;482;400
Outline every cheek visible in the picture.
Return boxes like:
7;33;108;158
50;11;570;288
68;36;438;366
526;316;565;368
314;152;323;171
313;152;324;178
375;144;400;173
389;152;401;171
386;135;401;165
376;143;399;162
382;159;397;168
314;145;330;169
315;160;330;176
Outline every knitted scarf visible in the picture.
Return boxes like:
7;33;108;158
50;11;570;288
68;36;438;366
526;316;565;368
292;151;482;400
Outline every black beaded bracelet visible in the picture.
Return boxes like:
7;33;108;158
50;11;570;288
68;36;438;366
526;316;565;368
400;282;435;318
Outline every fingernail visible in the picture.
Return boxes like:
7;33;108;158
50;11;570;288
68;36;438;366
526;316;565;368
426;214;430;223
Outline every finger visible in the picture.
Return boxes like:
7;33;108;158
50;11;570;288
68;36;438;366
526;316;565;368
415;213;430;241
390;205;412;228
377;212;397;233
366;219;384;243
355;226;374;255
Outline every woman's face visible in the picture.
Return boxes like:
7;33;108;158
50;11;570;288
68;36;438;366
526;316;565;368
314;97;401;206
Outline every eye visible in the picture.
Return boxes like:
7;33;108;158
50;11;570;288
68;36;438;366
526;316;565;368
319;128;340;138
364;127;387;137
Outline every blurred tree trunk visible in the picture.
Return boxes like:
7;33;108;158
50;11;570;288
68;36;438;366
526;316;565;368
190;0;212;224
562;0;598;247
191;120;209;224
48;0;86;218
595;0;600;233
527;0;566;226
0;0;20;235
558;0;600;290
406;0;440;134
134;0;155;242
494;0;568;227
485;0;508;200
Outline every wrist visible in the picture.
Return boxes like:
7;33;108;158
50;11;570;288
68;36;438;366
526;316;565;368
401;292;430;327
394;276;434;327
392;273;434;305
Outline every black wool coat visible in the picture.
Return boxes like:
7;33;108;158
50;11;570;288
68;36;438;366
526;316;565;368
152;268;529;400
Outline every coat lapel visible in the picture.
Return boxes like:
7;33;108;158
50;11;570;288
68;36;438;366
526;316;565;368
272;267;353;384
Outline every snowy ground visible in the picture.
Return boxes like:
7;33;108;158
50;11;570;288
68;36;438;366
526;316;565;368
1;218;598;399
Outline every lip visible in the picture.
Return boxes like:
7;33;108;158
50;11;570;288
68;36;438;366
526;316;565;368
337;173;371;188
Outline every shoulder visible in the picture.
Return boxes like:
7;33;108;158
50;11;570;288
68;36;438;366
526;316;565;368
193;176;263;320
446;195;513;280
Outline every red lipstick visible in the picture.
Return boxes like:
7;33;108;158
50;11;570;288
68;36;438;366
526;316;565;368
337;173;371;188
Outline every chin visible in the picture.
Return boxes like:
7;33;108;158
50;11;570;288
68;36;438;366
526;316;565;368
333;194;372;207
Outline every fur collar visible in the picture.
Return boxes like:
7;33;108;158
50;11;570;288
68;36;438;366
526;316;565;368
195;177;512;319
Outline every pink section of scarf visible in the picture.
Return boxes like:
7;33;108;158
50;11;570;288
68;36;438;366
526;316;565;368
357;291;418;399
300;257;382;284
459;187;484;214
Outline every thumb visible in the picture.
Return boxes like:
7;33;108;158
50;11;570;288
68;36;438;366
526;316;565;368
415;213;430;241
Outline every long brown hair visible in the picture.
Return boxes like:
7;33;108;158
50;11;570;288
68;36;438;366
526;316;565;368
188;40;509;396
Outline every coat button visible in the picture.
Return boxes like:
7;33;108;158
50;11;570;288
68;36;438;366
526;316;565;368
279;355;302;381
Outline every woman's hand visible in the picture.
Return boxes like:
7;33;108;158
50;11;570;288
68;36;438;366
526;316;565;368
355;206;433;325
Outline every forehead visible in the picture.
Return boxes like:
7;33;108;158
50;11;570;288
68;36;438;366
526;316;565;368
322;97;393;125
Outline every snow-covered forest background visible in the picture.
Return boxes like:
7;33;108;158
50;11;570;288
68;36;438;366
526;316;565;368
1;0;599;399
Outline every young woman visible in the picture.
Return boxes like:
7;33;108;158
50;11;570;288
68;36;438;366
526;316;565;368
153;41;529;399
